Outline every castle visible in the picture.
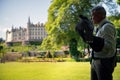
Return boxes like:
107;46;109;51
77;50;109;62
6;17;47;45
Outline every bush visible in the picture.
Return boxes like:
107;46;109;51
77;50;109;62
13;42;22;46
29;41;42;45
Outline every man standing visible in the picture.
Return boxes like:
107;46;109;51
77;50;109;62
90;6;116;80
76;6;116;80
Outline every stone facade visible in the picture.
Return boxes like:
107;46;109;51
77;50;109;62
6;17;47;43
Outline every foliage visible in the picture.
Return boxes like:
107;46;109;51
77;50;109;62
0;46;3;51
29;41;42;45
0;42;6;58
104;0;119;16
117;28;120;38
41;0;120;51
0;42;42;54
0;45;4;58
0;38;4;43
117;54;120;62
12;42;22;46
69;38;81;61
116;28;120;48
69;39;78;56
108;15;120;29
41;0;93;51
108;14;120;22
108;15;120;48
117;0;120;5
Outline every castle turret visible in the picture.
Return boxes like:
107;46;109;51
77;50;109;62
27;17;31;41
27;16;31;26
11;25;14;31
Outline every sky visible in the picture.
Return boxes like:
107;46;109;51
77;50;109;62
0;0;51;39
0;0;120;40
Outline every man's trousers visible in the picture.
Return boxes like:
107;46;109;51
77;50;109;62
91;58;116;80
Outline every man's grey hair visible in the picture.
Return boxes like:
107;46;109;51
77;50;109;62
92;6;106;17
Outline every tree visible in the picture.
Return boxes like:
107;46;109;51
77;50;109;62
117;0;120;5
0;38;4;43
108;14;120;48
0;43;6;63
0;41;4;59
41;0;93;57
41;0;119;58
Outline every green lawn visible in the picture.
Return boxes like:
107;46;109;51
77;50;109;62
0;62;120;80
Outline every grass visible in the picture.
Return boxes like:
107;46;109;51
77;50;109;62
0;62;120;80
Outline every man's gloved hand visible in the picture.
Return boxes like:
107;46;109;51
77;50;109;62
75;15;94;43
75;15;104;52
